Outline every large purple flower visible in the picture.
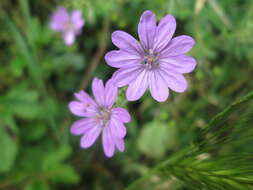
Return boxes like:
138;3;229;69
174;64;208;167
69;78;131;157
105;10;197;102
50;7;85;46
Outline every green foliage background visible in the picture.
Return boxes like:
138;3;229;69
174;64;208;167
0;0;253;189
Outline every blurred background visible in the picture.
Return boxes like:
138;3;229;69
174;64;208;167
0;0;253;189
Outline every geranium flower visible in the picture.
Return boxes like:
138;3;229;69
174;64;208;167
69;78;131;157
50;6;85;46
105;10;197;102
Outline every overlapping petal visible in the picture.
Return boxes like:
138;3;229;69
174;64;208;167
149;70;169;102
68;101;97;117
68;101;86;117
126;69;149;101
112;108;131;123
160;35;195;57
69;90;97;117
92;78;105;106
104;79;118;108
153;14;176;52
112;31;143;55
115;138;125;152
159;55;197;74
74;90;96;106
112;65;144;87
80;125;102;148
109;117;127;138
70;118;97;135
71;10;85;31
159;68;188;93
50;7;69;31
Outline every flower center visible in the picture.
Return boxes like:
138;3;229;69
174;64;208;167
143;50;159;69
144;55;157;65
64;21;75;32
96;108;111;124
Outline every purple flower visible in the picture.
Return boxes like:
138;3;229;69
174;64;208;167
50;7;85;46
69;78;131;157
105;10;197;102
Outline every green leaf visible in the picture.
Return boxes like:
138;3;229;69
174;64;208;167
25;181;50;190
10;56;26;77
48;164;80;184
4;12;45;93
138;121;177;159
0;87;41;120
0;127;18;173
21;123;47;142
42;145;72;170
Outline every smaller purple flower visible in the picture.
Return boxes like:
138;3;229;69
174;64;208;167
105;10;197;102
50;6;85;46
69;78;131;157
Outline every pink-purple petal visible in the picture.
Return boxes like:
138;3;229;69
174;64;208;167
153;14;176;52
92;78;105;106
71;10;85;31
63;31;75;46
159;55;197;74
105;50;142;68
69;76;131;157
69;99;97;117
50;7;69;31
161;35;195;57
112;107;131;123
115;138;125;152
149;70;169;102
74;90;96;106
159;68;188;93
80;125;102;148
138;10;157;50
69;101;87;117
112;30;143;55
70;118;97;135
109;118;127;138
112;65;144;87
104;79;118;108
102;126;115;157
126;69;149;101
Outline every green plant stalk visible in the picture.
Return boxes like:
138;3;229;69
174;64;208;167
207;90;253;129
4;13;46;94
126;90;253;190
126;148;192;190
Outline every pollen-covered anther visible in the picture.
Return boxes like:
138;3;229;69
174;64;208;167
145;55;158;65
97;108;111;122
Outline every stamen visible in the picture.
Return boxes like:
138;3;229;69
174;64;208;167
96;108;112;124
143;53;159;68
